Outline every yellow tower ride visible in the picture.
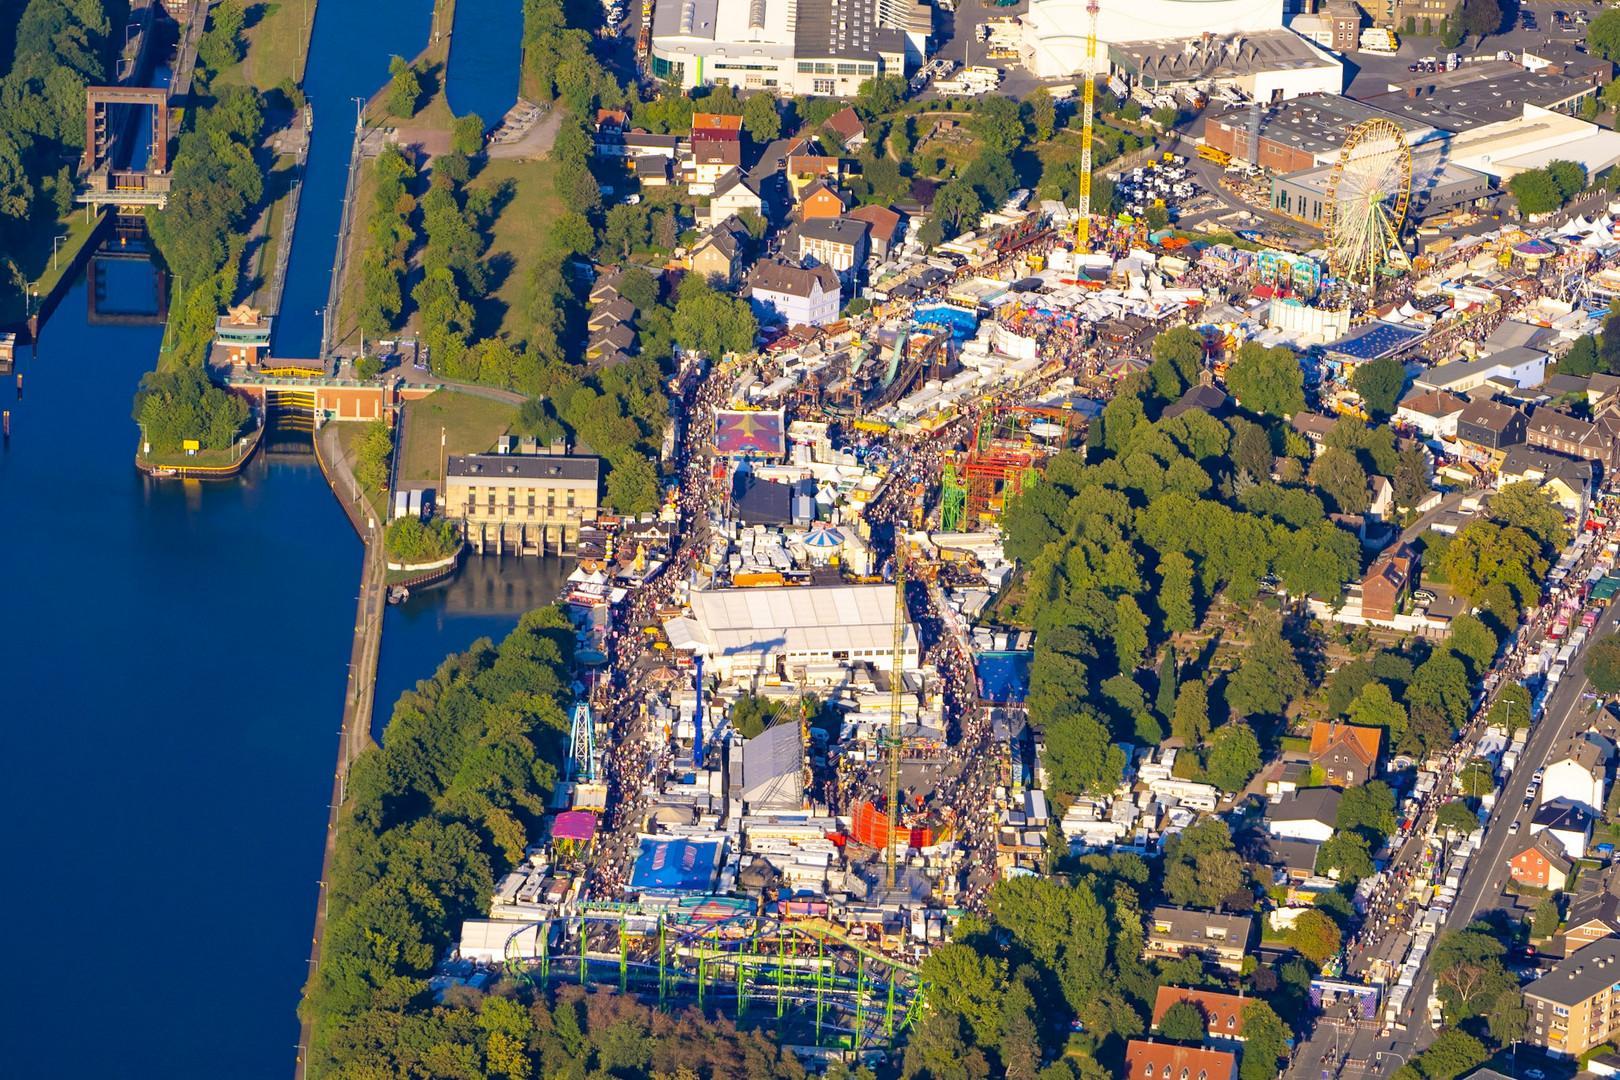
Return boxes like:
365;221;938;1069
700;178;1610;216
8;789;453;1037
1076;0;1101;248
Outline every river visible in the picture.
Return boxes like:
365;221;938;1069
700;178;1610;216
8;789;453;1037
0;0;532;1075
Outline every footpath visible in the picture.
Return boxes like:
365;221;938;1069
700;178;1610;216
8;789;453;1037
299;423;387;1080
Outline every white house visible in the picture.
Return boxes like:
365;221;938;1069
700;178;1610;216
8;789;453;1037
709;169;767;224
1530;799;1595;860
747;261;841;328
1395;390;1469;440
1542;736;1609;818
1264;788;1340;843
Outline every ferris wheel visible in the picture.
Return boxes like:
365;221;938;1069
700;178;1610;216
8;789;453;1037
1324;117;1413;286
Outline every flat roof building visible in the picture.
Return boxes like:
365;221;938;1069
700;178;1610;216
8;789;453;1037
1525;936;1620;1057
1204;92;1442;172
445;453;601;555
664;583;920;679
1018;0;1285;80
1108;30;1343;104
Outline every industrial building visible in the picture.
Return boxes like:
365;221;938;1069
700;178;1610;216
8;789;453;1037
1203;93;1442;171
648;0;922;93
663;583;920;680
1271;157;1489;226
1018;0;1285;79
444;452;601;555
1106;31;1343;103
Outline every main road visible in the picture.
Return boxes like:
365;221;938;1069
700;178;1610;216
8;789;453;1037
1290;598;1618;1080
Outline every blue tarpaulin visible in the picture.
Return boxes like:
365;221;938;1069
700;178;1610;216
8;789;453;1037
976;651;1031;704
630;838;723;892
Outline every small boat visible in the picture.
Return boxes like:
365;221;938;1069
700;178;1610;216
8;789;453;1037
387;585;410;605
149;467;178;477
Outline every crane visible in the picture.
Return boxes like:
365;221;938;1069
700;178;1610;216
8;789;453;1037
886;540;907;888
1076;0;1101;249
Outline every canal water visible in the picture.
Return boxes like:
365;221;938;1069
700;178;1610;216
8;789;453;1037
0;1;537;1077
444;0;524;130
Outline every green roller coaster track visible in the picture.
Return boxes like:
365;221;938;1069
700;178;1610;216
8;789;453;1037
940;460;967;533
498;909;926;1053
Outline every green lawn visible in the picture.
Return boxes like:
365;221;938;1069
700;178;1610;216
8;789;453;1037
243;153;299;306
367;0;456;129
468;155;562;340
328;152;383;354
0;207;106;323
333;420;391;524
398;389;518;486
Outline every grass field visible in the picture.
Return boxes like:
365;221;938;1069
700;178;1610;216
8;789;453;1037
333;419;390;524
212;0;316;93
398;389;518;485
328;153;383;354
466;156;561;340
243;153;299;306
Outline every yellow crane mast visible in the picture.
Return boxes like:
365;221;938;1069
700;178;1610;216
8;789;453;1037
1076;0;1101;248
886;542;907;888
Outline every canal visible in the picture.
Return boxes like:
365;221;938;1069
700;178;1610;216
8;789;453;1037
0;1;536;1077
444;0;524;131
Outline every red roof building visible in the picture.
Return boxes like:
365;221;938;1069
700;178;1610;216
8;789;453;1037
1151;988;1251;1041
1125;1040;1238;1080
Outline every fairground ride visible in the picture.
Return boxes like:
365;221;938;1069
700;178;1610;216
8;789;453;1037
940;404;1084;531
498;907;924;1052
1324;117;1413;289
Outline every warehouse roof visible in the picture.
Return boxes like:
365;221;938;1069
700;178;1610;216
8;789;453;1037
681;584;919;661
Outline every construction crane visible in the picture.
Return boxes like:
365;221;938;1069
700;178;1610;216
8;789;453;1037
886;541;907;888
1076;0;1101;248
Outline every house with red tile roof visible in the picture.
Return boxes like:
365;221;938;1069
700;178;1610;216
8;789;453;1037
1124;1040;1238;1080
1151;988;1251;1043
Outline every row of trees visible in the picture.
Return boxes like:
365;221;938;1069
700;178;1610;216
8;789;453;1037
355;143;417;338
302;609;580;1076
0;0;111;309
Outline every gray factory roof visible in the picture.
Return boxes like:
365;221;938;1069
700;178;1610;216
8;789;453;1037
740;721;806;809
1525;937;1620;1006
794;0;904;62
1358;63;1595;132
447;454;600;483
1210;93;1440;159
1111;30;1337;84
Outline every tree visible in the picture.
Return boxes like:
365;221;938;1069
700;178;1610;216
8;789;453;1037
1408;653;1472;729
1510;168;1565;216
1239;1001;1293;1080
1345;681;1409;745
1456;760;1495;799
1487;682;1533;733
1042;705;1127;796
1205;721;1261;793
1436;800;1479;837
672;274;757;357
388;56;423;117
1158;1001;1205;1043
451;113;485;155
1309;448;1370;514
1491;480;1570;553
604;203;649;258
1562;335;1601;376
1351;357;1406;420
1596;10;1620;62
1225;342;1305;416
1114;594;1149;670
741;91;781;143
1420;1030;1487;1080
918;944;1008;1044
605;454;659;514
1163;819;1245;909
352;419;393;493
1172;679;1211;745
969;95;1025;157
1159;551;1197;633
1446;612;1499;679
1441;520;1544;610
1315;830;1375;883
1287;909;1342;964
1337;781;1397;844
1588;636;1620;694
1441;15;1462;48
1394;444;1431;509
199;0;246;70
1550;159;1587;202
1459;0;1504;37
1157;650;1178;719
1225;612;1306;719
855;73;908;118
1532;898;1560;938
1027;88;1056;141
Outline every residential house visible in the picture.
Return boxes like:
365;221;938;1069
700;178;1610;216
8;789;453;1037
1290;412;1337;456
1416;348;1548;395
588;324;637;359
1395;390;1469;440
1564;883;1620;955
1123;1042;1238;1080
824;106;868;150
595;130;681;159
1507;832;1574;891
800;178;849;220
1142;908;1253;972
1308;721;1382;787
1531;800;1596;860
690;215;753;286
1162;381;1230;422
1150;988;1252;1042
692;112;744;136
1499;445;1593;517
1454;399;1527;461
846;204;902;259
710;169;769;224
1542;736;1610;817
746;261;842;328
1368;475;1395;524
1264;788;1341;843
595;108;629;133
688;141;743;195
589;271;622;305
788;151;842;188
1524;937;1620;1057
588;297;636;332
1245;834;1324;884
1526;406;1617;468
1359;542;1417;622
1522;41;1614;85
798;217;870;282
635;156;671;186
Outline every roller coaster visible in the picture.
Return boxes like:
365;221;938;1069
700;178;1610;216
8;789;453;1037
495;905;925;1051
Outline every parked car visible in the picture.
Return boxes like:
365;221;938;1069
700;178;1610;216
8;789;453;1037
1510;821;1521;835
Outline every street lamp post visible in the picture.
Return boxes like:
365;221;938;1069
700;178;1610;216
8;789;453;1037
53;233;69;270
